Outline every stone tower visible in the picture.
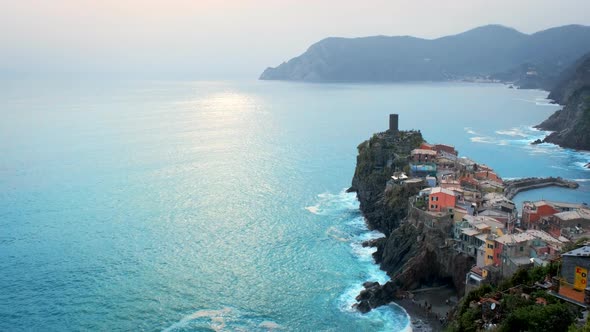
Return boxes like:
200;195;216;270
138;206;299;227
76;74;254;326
389;114;399;132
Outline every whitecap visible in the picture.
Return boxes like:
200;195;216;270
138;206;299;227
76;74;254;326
162;307;231;332
304;205;320;215
495;128;528;137
306;190;360;216
470;136;495;144
259;321;282;330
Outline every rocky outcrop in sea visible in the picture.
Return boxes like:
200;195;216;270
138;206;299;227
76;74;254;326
348;129;474;313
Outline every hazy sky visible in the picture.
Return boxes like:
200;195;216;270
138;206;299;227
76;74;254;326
2;0;590;79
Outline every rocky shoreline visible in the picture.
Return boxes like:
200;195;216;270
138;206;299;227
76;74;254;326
348;129;474;315
347;124;583;323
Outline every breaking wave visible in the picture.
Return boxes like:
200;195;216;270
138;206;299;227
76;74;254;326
162;307;283;332
306;189;411;332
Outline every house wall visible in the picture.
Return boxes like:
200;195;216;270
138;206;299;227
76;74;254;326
523;204;558;229
485;239;495;266
562;256;590;290
493;242;503;266
429;192;456;212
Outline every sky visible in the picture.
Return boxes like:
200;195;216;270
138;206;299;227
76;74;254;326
2;0;590;79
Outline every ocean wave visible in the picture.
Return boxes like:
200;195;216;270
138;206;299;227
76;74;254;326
469;136;495;144
162;307;283;332
305;190;359;216
574;162;590;172
495;128;528;137
311;189;411;331
162;307;232;332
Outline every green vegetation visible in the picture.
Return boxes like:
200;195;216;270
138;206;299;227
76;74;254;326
447;263;582;332
562;237;590;253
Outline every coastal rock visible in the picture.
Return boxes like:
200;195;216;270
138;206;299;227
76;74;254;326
351;130;424;234
354;281;397;313
531;139;543;145
350;129;474;313
536;52;590;151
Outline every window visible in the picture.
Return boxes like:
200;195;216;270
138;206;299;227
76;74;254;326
488;255;493;260
519;246;524;252
431;205;435;209
496;254;500;259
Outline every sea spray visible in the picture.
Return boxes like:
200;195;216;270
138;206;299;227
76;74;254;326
307;189;411;332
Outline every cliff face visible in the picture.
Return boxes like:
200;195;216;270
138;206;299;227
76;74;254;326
261;24;590;83
349;130;423;234
537;53;590;151
350;129;474;313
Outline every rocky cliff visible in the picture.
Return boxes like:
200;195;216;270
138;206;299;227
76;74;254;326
537;53;590;151
349;130;424;234
349;129;474;313
260;25;590;83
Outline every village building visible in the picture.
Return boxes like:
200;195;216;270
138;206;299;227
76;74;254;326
557;246;590;304
541;208;590;240
522;201;560;230
411;148;437;163
522;200;588;230
428;187;456;212
425;175;437;187
419;142;435;151
525;229;566;263
458;157;477;172
475;170;503;184
434;144;458;156
493;233;536;277
409;163;437;178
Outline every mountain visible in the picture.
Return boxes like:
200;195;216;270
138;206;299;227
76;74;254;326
260;25;590;84
536;52;590;151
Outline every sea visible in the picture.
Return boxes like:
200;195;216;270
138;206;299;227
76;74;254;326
1;79;589;331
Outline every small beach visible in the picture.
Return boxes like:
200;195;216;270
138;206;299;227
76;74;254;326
396;286;458;332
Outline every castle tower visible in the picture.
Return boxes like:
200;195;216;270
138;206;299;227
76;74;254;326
389;114;399;132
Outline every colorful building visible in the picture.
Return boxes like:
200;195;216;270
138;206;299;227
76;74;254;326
411;149;437;163
434;144;457;156
428;187;456;212
522;201;559;230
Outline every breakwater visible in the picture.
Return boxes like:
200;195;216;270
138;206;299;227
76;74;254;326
504;177;579;200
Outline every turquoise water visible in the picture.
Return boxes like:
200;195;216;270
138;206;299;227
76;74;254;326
1;80;589;331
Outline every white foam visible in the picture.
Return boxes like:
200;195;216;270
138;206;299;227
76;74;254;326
495;128;528;137
464;127;479;135
305;189;360;216
326;226;351;242
304;205;320;215
310;189;411;331
470;136;495;144
259;321;282;330
162;307;231;332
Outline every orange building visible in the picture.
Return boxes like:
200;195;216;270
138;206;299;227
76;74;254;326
522;201;559;230
419;143;435;151
475;170;503;184
428;187;457;212
434;144;458;156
